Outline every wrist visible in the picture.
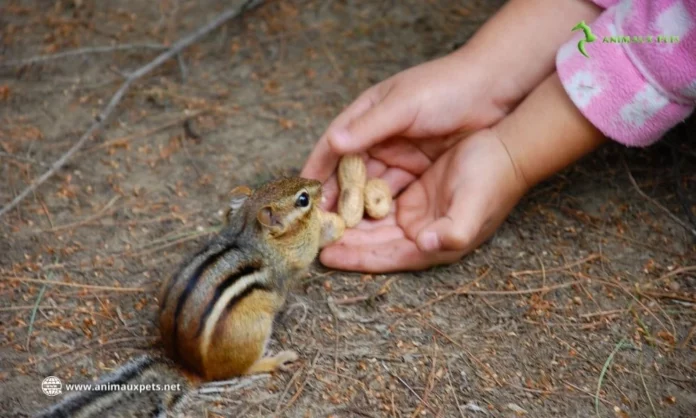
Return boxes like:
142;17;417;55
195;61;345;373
491;73;607;188
453;0;602;104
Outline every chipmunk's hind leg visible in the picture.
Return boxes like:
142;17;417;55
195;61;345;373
245;350;298;374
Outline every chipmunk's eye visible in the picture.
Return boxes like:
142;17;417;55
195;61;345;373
295;191;310;208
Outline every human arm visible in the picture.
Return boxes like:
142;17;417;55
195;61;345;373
301;0;603;210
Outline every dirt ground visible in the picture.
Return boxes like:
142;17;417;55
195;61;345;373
1;0;695;417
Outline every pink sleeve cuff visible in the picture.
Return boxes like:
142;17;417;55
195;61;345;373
556;7;695;147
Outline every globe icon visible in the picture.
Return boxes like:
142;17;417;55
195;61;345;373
42;376;62;396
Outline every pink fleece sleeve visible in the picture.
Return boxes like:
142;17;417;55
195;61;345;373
556;0;696;147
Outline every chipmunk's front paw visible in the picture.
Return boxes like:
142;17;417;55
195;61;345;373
274;350;299;371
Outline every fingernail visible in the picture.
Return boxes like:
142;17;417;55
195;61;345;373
331;129;351;150
419;231;440;252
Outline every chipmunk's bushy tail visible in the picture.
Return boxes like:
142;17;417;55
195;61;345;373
34;355;193;418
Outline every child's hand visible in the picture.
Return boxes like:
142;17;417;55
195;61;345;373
318;73;607;273
301;51;519;210
318;129;528;272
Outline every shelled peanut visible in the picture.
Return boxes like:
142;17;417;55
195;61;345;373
337;154;366;227
336;154;393;227
364;178;392;219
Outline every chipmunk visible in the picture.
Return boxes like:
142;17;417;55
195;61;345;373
36;177;342;418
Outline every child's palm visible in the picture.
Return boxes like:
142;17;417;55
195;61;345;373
319;130;528;272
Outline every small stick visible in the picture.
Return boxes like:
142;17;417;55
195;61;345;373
563;380;619;409
90;110;206;151
460;279;585;296
332;295;370;305
127;228;216;257
657;265;696;281
273;365;303;414
638;290;696;304
639;354;659;418
0;151;48;167
624;159;696;238
0;0;265;218
678;324;696;349
595;337;632;417
38;197;54;229
511;254;600;277
1;44;167;67
580;309;627;319
411;344;439;418
41;196;120;233
422;319;502;387
197;374;268;394
25;284;48;351
392;267;491;326
381;362;438;415
3;276;145;292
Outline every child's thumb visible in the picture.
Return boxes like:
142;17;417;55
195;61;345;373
327;97;411;155
416;216;479;253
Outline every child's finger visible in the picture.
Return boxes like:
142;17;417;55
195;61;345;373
301;88;380;181
328;93;415;156
415;189;484;253
334;223;402;244
319;238;462;273
379;167;417;197
301;137;340;183
368;138;433;175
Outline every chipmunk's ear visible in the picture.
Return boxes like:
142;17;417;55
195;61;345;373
257;205;284;233
225;186;252;223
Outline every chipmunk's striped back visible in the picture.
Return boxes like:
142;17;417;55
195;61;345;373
158;233;272;378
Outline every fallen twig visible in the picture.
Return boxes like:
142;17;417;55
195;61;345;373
38;195;120;233
678;324;696;349
511;254;601;278
595;337;633;417
88;110;207;151
1;43;167;67
392;267;491;326
0;151;49;167
422;319;503;387
459;279;585;296
0;0;265;218
657;265;696;281
197;374;268;394
624;158;696;238
381;362;438;415
638;290;696;304
25;283;48;351
3;276;146;292
639;353;660;418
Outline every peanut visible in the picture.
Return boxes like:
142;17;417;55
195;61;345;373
318;210;345;248
364;178;392;219
337;154;366;227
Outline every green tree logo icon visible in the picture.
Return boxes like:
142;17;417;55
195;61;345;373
571;21;597;58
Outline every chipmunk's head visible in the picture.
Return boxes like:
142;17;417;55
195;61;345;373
225;177;322;240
